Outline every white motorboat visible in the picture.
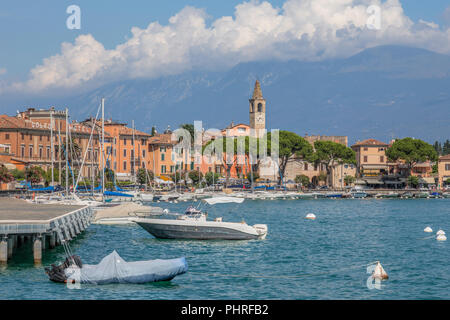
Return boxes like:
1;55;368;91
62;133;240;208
133;197;268;240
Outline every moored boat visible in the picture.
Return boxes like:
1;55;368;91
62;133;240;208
133;197;268;240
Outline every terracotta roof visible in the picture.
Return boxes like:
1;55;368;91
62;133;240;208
148;133;177;145
1;114;110;138
352;139;388;147
439;154;450;161
118;126;151;137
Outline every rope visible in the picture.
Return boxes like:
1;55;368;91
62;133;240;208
188;261;381;280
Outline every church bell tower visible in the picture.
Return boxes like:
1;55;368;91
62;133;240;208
249;80;266;138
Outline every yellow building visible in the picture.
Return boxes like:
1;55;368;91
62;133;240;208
351;139;389;177
438;155;450;189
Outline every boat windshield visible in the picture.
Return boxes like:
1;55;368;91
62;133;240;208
185;206;202;215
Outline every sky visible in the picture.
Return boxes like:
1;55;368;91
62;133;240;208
0;0;449;95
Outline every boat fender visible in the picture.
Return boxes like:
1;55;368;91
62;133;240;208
372;261;388;280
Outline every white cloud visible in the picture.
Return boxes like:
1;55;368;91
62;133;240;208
3;0;450;94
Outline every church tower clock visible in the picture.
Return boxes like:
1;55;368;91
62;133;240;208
249;80;266;138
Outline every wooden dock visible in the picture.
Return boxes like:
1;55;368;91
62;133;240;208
0;198;93;264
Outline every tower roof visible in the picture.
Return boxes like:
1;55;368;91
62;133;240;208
252;80;263;99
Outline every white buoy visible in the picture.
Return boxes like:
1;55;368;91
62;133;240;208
437;234;447;241
424;227;433;233
174;200;178;203
436;230;446;236
305;213;316;220
372;261;389;280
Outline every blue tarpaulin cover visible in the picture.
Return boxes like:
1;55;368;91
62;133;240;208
65;251;188;284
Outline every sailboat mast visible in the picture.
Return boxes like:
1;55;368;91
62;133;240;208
65;108;69;196
50;110;54;188
101;98;105;196
132;120;136;187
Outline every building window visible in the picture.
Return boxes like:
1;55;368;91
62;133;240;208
5;133;9;140
161;165;166;173
114;162;117;170
21;145;25;158
39;146;43;159
380;156;384;163
170;165;175;173
161;154;165;161
47;135;50;142
46;147;50;159
39;135;42;141
131;150;134;159
304;163;308;170
445;164;450;171
142;150;146;158
123;161;127;170
29;145;33;157
123;149;127;157
124;138;127;146
29;134;32;141
21;133;24;140
257;103;263;112
363;156;368;162
160;146;166;152
363;147;368;151
378;147;385;151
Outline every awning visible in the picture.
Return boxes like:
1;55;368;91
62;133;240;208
419;177;436;184
355;179;367;185
361;165;388;170
364;179;383;185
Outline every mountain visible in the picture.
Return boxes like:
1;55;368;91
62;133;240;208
1;45;449;145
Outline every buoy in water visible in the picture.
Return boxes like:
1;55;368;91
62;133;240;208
372;261;389;280
174;200;178;203
305;213;316;220
437;234;447;241
424;227;433;233
436;230;446;236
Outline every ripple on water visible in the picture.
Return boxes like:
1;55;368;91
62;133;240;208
0;199;449;299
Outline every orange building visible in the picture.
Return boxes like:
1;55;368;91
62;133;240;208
438;155;450;189
85;119;152;181
0;108;106;184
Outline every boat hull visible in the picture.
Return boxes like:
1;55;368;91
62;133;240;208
135;218;263;240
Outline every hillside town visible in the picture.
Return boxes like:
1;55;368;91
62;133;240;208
1;81;449;193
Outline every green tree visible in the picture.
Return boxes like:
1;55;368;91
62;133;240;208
443;140;450;155
295;174;310;186
137;168;151;185
180;124;195;145
312;141;356;186
10;169;25;181
0;165;14;183
25;166;45;184
386;138;438;176
445;178;450;185
344;175;356;186
188;170;202;185
407;175;419;188
205;172;220;186
267;131;314;185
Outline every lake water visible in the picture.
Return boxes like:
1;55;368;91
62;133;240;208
1;198;449;300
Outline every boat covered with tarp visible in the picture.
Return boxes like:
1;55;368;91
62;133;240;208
45;251;187;284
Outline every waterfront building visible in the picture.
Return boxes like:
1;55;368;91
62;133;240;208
0;108;107;184
83;119;151;181
438;155;450;189
282;135;355;188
